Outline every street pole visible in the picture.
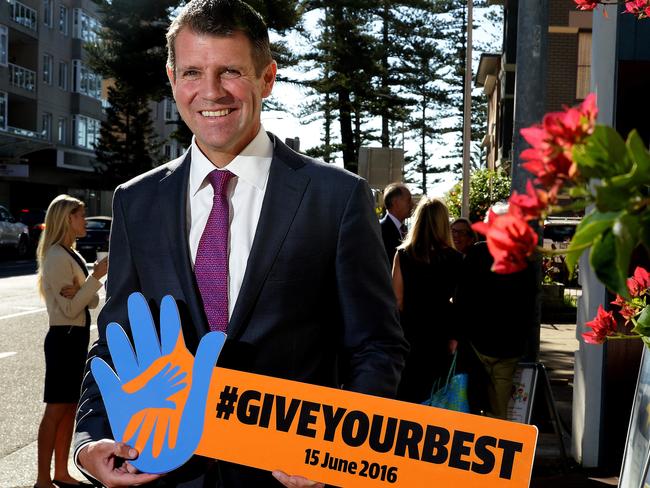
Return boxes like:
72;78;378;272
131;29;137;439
461;0;473;219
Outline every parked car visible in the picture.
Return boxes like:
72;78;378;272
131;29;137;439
76;216;112;262
17;208;46;250
0;205;30;258
542;217;580;250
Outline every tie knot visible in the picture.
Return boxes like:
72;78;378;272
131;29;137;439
207;169;234;196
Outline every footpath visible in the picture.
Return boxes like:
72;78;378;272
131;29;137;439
531;322;619;487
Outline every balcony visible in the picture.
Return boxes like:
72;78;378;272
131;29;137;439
10;1;37;31
9;63;35;92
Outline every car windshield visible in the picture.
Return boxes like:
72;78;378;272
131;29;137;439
544;224;576;242
85;220;109;230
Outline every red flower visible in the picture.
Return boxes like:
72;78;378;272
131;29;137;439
611;294;641;323
583;305;618;344
472;208;538;274
627;266;650;297
521;94;598;193
574;0;600;9
508;180;548;220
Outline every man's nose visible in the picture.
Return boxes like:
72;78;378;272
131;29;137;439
202;74;227;99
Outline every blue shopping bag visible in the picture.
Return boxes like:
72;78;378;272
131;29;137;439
422;351;470;413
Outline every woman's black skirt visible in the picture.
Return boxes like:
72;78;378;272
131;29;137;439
43;325;90;403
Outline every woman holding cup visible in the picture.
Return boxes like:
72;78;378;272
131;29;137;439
34;195;107;488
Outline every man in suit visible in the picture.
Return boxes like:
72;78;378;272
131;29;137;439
379;182;413;264
73;1;407;487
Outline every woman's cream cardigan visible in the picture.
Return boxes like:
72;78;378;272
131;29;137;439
42;244;102;326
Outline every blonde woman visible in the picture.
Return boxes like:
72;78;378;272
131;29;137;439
392;197;463;403
35;195;107;488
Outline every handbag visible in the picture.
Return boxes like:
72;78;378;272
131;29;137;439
422;352;470;413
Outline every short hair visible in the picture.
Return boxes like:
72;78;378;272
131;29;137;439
166;0;273;77
383;183;409;211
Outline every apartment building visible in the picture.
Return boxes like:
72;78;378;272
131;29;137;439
0;0;110;216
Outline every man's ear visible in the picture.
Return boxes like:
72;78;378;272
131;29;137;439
166;64;176;88
261;61;277;98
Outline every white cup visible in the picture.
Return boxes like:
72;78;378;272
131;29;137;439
96;251;108;261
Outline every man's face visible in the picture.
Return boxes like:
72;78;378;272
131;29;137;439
392;190;413;222
167;29;276;166
451;222;475;253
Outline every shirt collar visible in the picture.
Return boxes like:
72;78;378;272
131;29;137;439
189;126;273;197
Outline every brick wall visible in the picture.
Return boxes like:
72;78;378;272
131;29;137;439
549;0;576;26
545;33;579;112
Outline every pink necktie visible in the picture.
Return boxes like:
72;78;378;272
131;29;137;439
194;169;234;332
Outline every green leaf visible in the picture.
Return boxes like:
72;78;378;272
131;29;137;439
595;185;636;212
573;126;631;180
611;213;641;298
640;210;650;253
634;306;650;337
565;209;621;273
626;130;650;186
590;230;628;297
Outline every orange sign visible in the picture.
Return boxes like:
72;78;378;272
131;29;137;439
93;294;537;487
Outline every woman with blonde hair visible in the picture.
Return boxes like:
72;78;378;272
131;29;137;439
392;197;463;402
34;194;107;488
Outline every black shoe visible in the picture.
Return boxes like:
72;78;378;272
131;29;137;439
53;480;93;488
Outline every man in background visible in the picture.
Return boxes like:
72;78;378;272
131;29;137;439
380;182;413;263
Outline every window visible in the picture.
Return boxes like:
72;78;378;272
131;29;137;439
57;117;67;144
72;60;102;99
0;91;6;131
59;5;68;35
42;112;52;141
576;31;592;100
73;115;100;149
43;0;53;27
164;98;178;121
164;144;172;160
11;2;37;30
0;25;7;67
43;53;53;84
72;9;100;44
58;61;68;90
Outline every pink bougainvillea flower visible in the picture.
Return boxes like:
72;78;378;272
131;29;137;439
611;294;641;323
624;0;650;17
583;305;618;344
472;208;538;274
574;0;599;10
627;266;650;297
509;180;548;220
521;94;598;193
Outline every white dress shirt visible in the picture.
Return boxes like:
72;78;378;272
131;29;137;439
386;211;403;232
187;127;273;319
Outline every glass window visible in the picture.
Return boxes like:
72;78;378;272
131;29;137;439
58;61;68;90
59;5;68;35
72;59;102;99
0;25;7;67
576;32;592;101
72;8;100;44
73;115;100;149
43;53;53;85
43;0;53;27
0;91;6;131
11;2;37;30
57;117;67;144
164;98;177;121
42;112;52;141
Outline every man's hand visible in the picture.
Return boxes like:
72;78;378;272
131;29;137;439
77;439;162;487
90;293;225;474
272;471;325;488
60;277;80;299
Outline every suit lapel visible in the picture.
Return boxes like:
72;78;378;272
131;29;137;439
228;142;310;339
158;152;209;338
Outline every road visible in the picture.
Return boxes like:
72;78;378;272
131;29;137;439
0;259;103;488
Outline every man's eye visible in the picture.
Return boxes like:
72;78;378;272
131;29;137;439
221;69;241;80
182;70;200;79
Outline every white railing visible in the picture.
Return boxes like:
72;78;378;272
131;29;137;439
9;63;36;92
10;1;37;31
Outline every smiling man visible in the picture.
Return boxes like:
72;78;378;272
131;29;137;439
73;1;407;487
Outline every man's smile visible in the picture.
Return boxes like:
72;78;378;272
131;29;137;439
200;109;234;118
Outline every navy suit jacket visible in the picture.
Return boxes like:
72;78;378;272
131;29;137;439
74;134;407;487
380;214;402;265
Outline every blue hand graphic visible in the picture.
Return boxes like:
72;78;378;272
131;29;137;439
91;293;226;474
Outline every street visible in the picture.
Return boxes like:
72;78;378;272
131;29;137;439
0;259;102;488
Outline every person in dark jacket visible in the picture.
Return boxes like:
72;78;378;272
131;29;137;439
380;182;413;263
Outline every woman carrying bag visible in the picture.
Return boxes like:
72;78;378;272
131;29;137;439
34;195;108;488
391;197;463;403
